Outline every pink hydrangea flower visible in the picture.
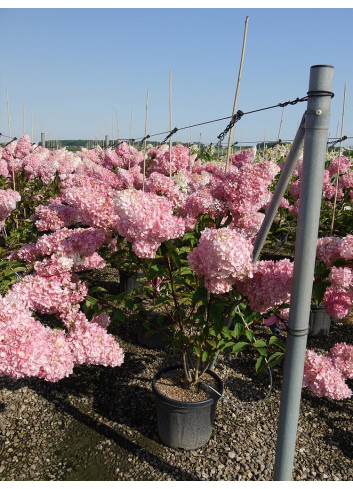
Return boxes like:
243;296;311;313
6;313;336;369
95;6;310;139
328;156;352;178
64;311;124;367
188;227;253;294
0;189;21;227
328;343;353;379
231;146;256;167
114;188;185;258
0;295;74;381
316;236;342;266
31;203;78;231
236;259;294;313
328;266;353;290
303;349;352;400
147;144;192;176
323;286;353;321
145;172;185;207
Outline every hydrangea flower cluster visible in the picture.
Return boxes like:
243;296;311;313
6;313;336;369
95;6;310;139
188;227;254;294
0;295;74;381
31;203;78;231
303;348;352;400
6;264;88;319
147;144;193;176
0;189;21;227
113;188;186;258
210;160;279;218
63;311;124;367
144;172;185;207
322;265;353;321
236;259;294;313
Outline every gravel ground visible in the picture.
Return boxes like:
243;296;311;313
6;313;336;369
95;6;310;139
0;269;352;481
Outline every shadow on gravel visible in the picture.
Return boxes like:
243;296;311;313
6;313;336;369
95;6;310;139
43;395;199;481
0;347;199;480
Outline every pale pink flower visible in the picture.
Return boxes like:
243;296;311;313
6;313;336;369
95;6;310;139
188;227;253;294
328;343;353;379
236;259;294;313
114;188;185;258
303;350;352;400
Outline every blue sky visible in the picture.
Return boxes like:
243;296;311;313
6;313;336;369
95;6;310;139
0;6;352;147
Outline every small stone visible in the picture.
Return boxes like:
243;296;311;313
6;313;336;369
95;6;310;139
228;451;236;459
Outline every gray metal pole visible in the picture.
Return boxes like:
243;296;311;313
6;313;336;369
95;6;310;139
273;65;334;480
252;114;306;261
105;135;109;148
41;132;45;148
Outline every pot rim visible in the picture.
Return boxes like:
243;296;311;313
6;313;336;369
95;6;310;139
152;364;223;407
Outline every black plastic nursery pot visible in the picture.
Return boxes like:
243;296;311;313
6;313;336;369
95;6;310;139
136;311;175;349
119;270;143;293
152;365;223;450
308;304;331;338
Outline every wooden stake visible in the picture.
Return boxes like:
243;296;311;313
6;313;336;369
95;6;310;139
277;106;285;141
31;113;34;143
6;90;11;138
169;70;172;178
116;108;119;142
6;90;16;190
23;103;26;135
335;118;340;139
225;15;249;172
128;106;134;170
330;82;347;234
112;107;115;146
142;90;149;192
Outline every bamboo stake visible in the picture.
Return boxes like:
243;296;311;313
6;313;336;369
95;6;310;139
112;107;114;146
23;103;26;135
31;113;34;143
335;118;340;139
6;90;15;190
263;125;267;153
128;106;134;170
277;106;285;141
116;108;119;142
6;90;11;138
142;90;149;192
169;70;172;178
225;15;249;172
330;82;347;234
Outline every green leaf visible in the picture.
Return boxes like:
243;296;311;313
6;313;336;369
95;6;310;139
267;352;285;368
202;350;209;362
253;340;267;348
255;347;268;357
112;309;126;322
232;322;244;339
269;336;286;351
255;355;266;373
192;287;208;307
245;329;254;343
193;345;201;357
232;341;249;354
155;295;170;305
312;282;329;305
210;303;224;322
90;286;107;294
